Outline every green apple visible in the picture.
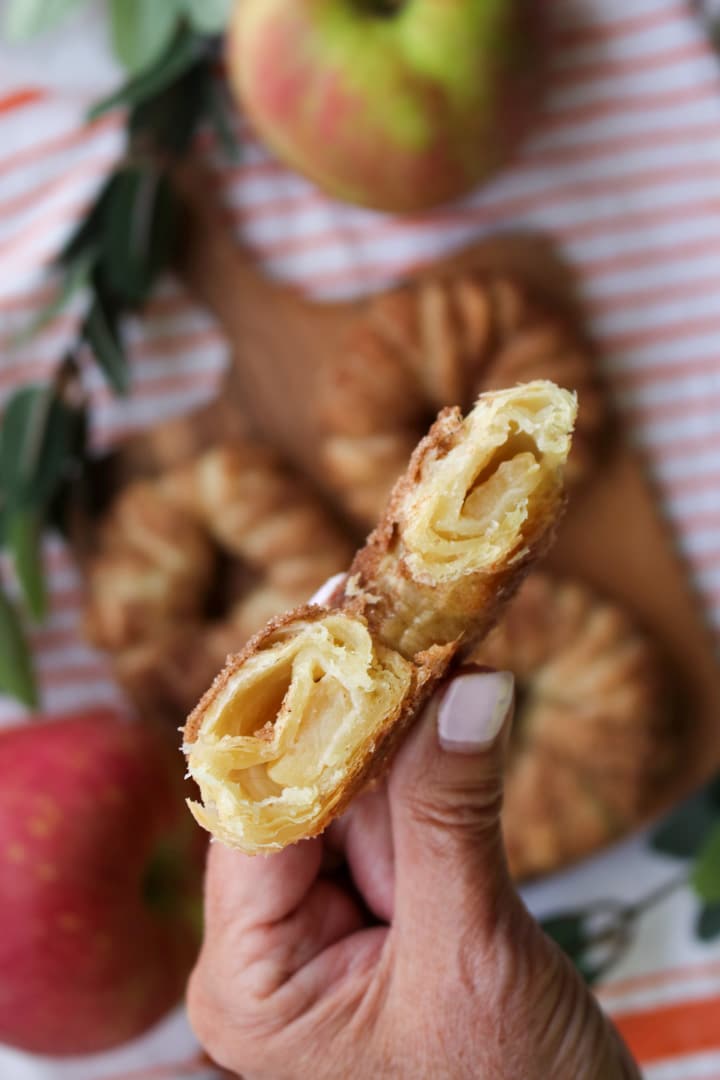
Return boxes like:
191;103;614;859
228;0;543;212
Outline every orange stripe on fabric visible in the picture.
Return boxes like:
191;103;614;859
551;5;689;46
0;151;116;221
560;200;720;248
525;120;720;165
0;289;197;328
89;366;221;403
229;157;720;236
613;993;720;1065
606;314;720;351
690;548;720;571
600;963;720;1002
226;168;720;275
582;234;720;278
663;470;720;500
0;190;102;262
38;665;112;691
684;509;720;531
0;283;56;312
232;200;720;286
589;272;720;317
210;238;720;296
0;112;120;181
221;100;715;202
542;78;720;130
613;357;720;390
549;39;709;87
648;429;720;460
39;665;112;689
28;627;85;651
0;88;45;115
624;396;720;430
0;331;224;390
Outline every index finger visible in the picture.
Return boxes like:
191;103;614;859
204;837;323;932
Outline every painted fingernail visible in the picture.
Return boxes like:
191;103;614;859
438;671;514;752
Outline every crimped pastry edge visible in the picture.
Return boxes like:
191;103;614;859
184;382;574;850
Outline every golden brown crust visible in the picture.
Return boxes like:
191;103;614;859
334;382;575;657
84;440;353;724
320;272;604;524
470;573;679;879
185;605;459;844
184;382;577;852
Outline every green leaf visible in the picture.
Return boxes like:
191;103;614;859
129;55;209;157
98;165;179;305
697;902;720;941
542;913;612;986
12;250;94;349
2;0;87;41
181;0;233;34
88;26;204;121
7;510;47;621
542;904;631;987
1;386;55;507
541;914;589;957
0;385;80;511
109;0;182;76
651;787;719;859
708;776;720;809
0;584;38;708
82;293;129;396
204;73;241;162
691;825;720;904
58;172;119;268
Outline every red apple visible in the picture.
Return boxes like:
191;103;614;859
0;710;206;1056
228;0;545;212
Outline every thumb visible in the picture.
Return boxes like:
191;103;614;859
388;669;516;945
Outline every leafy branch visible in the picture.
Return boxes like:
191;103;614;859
0;14;238;706
2;0;232;74
542;776;720;985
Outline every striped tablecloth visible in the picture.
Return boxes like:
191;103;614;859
1;1;720;1077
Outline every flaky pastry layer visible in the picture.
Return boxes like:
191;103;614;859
185;381;576;852
186;610;414;849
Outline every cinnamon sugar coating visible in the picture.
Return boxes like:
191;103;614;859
185;382;577;852
84;441;353;723
321;272;603;524
471;573;679;879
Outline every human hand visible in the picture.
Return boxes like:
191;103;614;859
188;667;639;1080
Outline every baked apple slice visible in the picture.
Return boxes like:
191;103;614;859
184;381;576;852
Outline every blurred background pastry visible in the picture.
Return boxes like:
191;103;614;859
319;272;605;525
84;440;353;724
471;574;680;879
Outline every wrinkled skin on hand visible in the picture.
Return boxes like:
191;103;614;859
188;677;639;1080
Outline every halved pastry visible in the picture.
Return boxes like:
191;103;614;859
184;381;577;852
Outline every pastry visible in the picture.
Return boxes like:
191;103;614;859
471;574;678;879
184;380;577;852
84;440;354;722
320;272;604;524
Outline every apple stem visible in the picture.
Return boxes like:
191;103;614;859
354;0;405;16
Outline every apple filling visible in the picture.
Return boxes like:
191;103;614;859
401;382;576;582
185;613;412;851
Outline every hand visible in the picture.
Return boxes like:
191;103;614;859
188;669;639;1080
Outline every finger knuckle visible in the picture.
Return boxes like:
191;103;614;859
404;778;504;844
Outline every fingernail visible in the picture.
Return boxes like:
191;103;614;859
438;671;514;753
309;572;347;606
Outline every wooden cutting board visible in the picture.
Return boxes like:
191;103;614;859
169;165;720;811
